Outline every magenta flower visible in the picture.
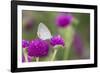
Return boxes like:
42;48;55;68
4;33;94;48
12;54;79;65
50;35;65;47
73;33;83;56
55;13;73;28
28;39;49;57
22;40;29;48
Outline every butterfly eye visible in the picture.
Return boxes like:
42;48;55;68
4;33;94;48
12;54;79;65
37;23;52;40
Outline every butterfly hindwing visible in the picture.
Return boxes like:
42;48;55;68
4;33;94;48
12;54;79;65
37;23;52;40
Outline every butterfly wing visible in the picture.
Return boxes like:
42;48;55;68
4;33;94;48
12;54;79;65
37;23;52;40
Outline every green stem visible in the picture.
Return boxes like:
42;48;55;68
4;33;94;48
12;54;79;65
59;26;74;60
51;49;58;61
36;57;39;62
63;46;71;60
23;48;28;62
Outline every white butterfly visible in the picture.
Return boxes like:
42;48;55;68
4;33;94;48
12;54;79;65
37;23;52;40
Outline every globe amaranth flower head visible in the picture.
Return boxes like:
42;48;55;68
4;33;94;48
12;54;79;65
22;40;29;48
28;39;49;57
50;35;65;47
55;13;73;28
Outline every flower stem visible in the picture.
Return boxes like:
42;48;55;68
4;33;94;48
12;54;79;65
51;49;58;61
63;47;70;60
36;57;39;62
23;48;28;62
59;26;74;60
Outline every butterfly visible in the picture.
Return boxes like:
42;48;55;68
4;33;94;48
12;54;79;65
37;23;52;40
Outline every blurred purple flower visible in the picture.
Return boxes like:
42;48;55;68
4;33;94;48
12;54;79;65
28;39;49;57
50;35;65;47
24;19;34;31
22;40;29;48
73;33;84;56
55;13;73;28
22;55;32;62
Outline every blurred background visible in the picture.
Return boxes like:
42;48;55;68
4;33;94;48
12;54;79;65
22;10;90;61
